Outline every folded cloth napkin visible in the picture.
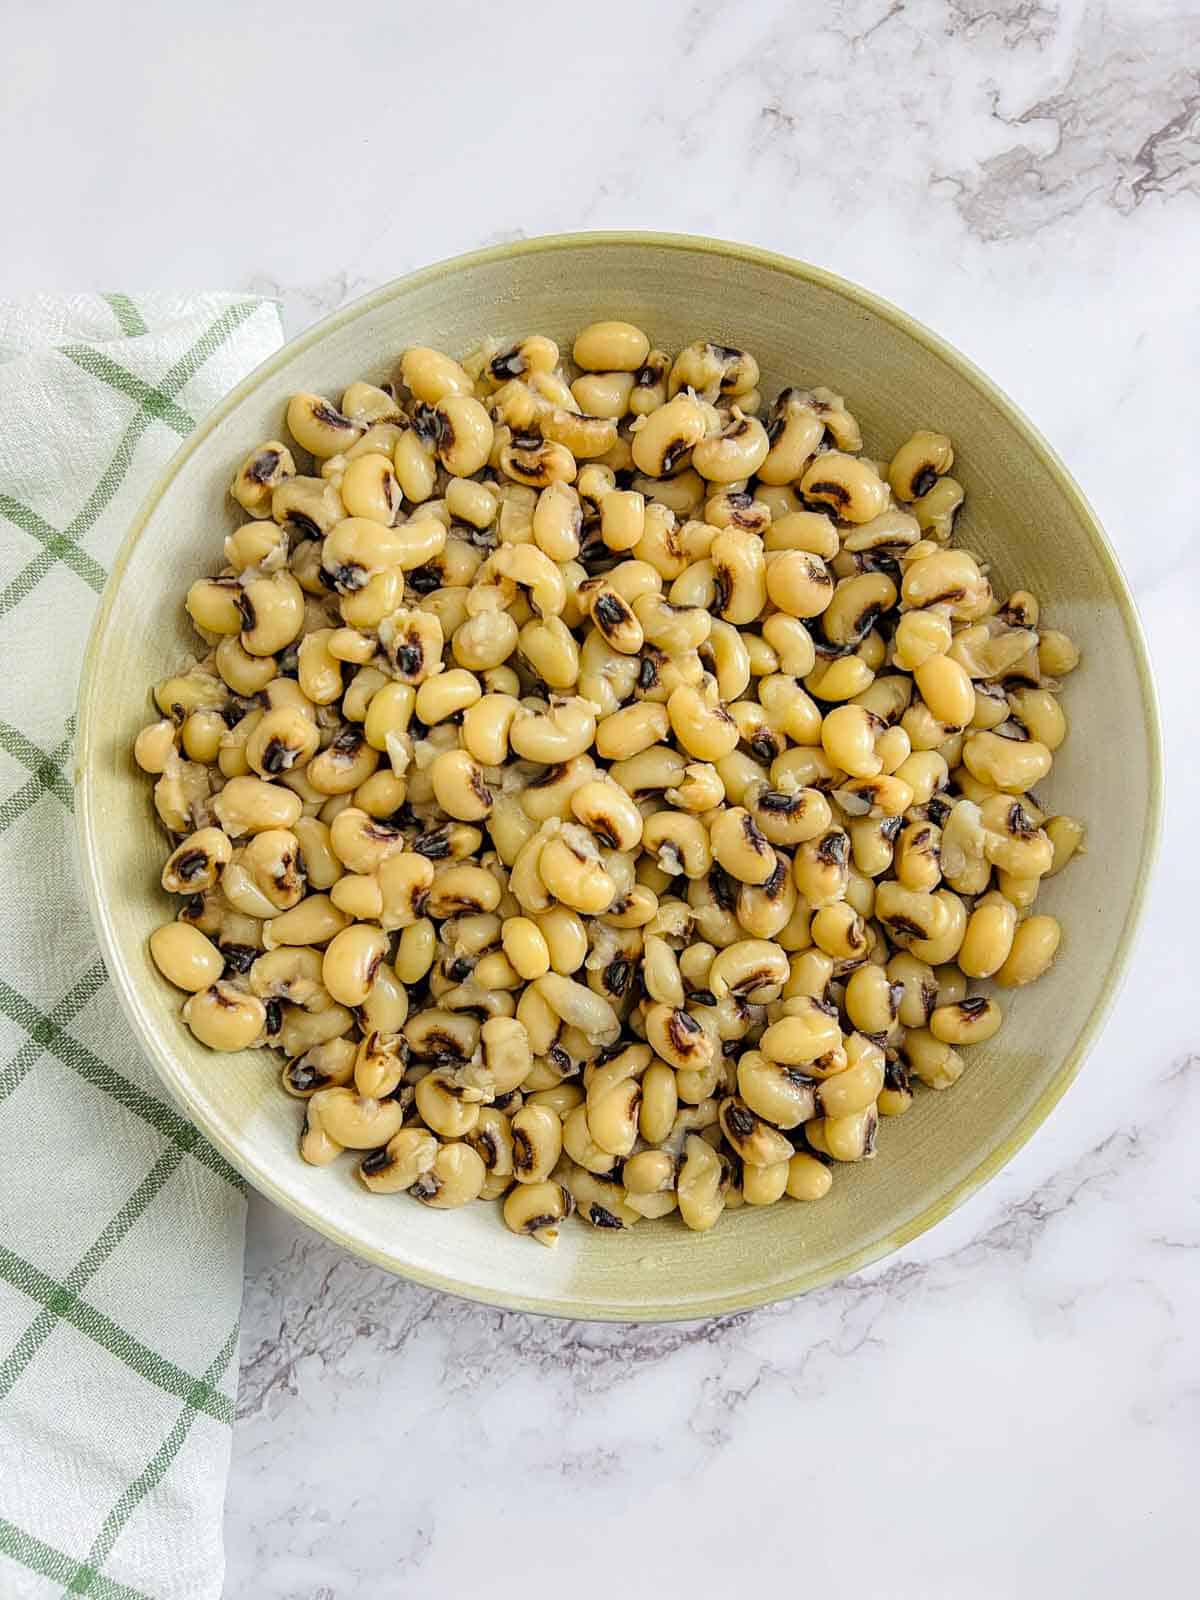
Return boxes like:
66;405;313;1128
0;293;284;1600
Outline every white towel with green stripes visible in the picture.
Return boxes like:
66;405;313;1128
0;293;285;1600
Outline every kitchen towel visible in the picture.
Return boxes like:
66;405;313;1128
0;292;284;1600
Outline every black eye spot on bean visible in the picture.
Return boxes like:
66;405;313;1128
360;1146;392;1176
604;957;632;996
246;449;281;484
490;347;525;380
816;831;849;867
589;1205;624;1229
594;592;632;631
912;466;938;499
313;400;354;430
220;943;257;976
173;849;208;881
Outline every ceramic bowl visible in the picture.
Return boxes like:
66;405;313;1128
76;233;1161;1321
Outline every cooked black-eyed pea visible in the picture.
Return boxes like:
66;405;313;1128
537;827;616;915
937;798;990;895
559;1164;641;1229
893;607;954;674
134;718;178;775
812;1103;879;1162
764;550;834;620
962;730;1052;794
914;655;975;730
498;432;577;488
185;576;243;636
821;705;884;779
874;878;948;946
1037;627;1080;677
822;572;898;650
249;945;328;1012
464;1106;516;1181
702;806;770;886
996;870;1041;911
277;999;355;1057
1044;815;1085;876
409;1142;488;1209
928;995;1001;1048
803;654;876;704
503;1178;574;1245
565;780;640;855
426;749;492;823
392;426;438;503
241;706;318;780
358;1127;438;1195
569;370;635;421
413;1068;484;1139
666;684;739;763
496;916;549;982
149;922;225;992
281;1036;357;1100
509;1103;563;1183
308;733;380;802
234;828;306;914
798;451;888;524
668;340;758;400
633;1061;676;1145
691;409;770;484
844;962;902;1037
212;640;274;701
161;828;232;895
995;914;1062;988
623;1148;677;1206
816;1034;885;1118
237;570;305;657
706;939;788;1005
533;972;620;1044
577;579;642;656
622;348;668;415
293;629;341;708
643;1002;715;1073
572;320;650;372
338;452;402;526
596;704;672;766
560;1102;621;1176
1007;686;1067;751
736;850;797;940
399;345;472;404
791;828;851;908
508;698;596;765
735;1050;817;1129
640;935;683;1008
286;393;363;459
719;1097;794;1166
957;891;1019;979
637;810;707;880
906;888;967;966
887;430;954;501
630;392;709;478
262;892;351;950
810;901;868;962
883;952;937;1028
893;819;942;892
230;440;295;517
181;983;267;1050
759;996;842;1066
211;776;303;838
422;860;500;920
676;1134;728;1231
321;923;390;1008
782;1150;830;1201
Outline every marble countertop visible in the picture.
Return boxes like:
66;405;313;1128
7;0;1197;1593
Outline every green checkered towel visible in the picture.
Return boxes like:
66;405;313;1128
0;294;284;1600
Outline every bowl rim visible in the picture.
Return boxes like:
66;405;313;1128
75;230;1163;1322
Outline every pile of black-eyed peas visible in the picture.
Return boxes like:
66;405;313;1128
135;320;1084;1241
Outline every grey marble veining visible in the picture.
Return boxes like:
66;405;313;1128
3;0;1196;1594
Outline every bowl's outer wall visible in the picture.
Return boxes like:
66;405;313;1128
77;236;1158;1319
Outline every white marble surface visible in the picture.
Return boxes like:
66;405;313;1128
8;0;1199;1594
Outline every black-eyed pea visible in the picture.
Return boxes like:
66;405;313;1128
411;1142;488;1209
278;1002;355;1058
413;1069;483;1139
786;1151;833;1200
181;983;267;1050
399;346;473;403
185;576;243;636
503;1178;575;1244
281;1036;357;1099
510;1103;564;1182
915;655;975;729
886;952;938;1028
1007;687;1067;751
499;432;577;488
428;750;493;823
212;776;303;837
892;819;942;893
573;320;650;372
810;901;868;962
962;730;1052;794
759;996;842;1067
799;451;888;523
821;705;884;779
995;914;1062;988
561;1102;621;1176
1037;629;1080;677
816;1104;879;1161
338;452;402;526
286;393;363;459
239;571;305;656
534;972;620;1044
907;889;967;966
538;827;616;916
844;962;901;1037
719;1098;794;1166
244;706;320;780
231;439;296;516
307;728;381;795
635;1061;677;1145
321;924;390;1008
643;1002;715;1074
1044;815;1085;876
765;550;833;620
887;430;954;501
359;1128;439;1194
822;572;898;650
149;923;225;992
816;1034;885;1118
736;1050;817;1128
677;1134;728;1231
792;828;851;907
134;719;178;774
666;684;739;763
161;828;232;895
805;653;876;702
263;893;351;950
930;995;1002;1046
630;392;709;478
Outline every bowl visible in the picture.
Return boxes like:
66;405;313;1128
76;232;1161;1321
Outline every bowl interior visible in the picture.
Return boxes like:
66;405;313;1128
77;236;1158;1320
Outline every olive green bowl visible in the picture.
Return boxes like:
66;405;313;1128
76;233;1161;1321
